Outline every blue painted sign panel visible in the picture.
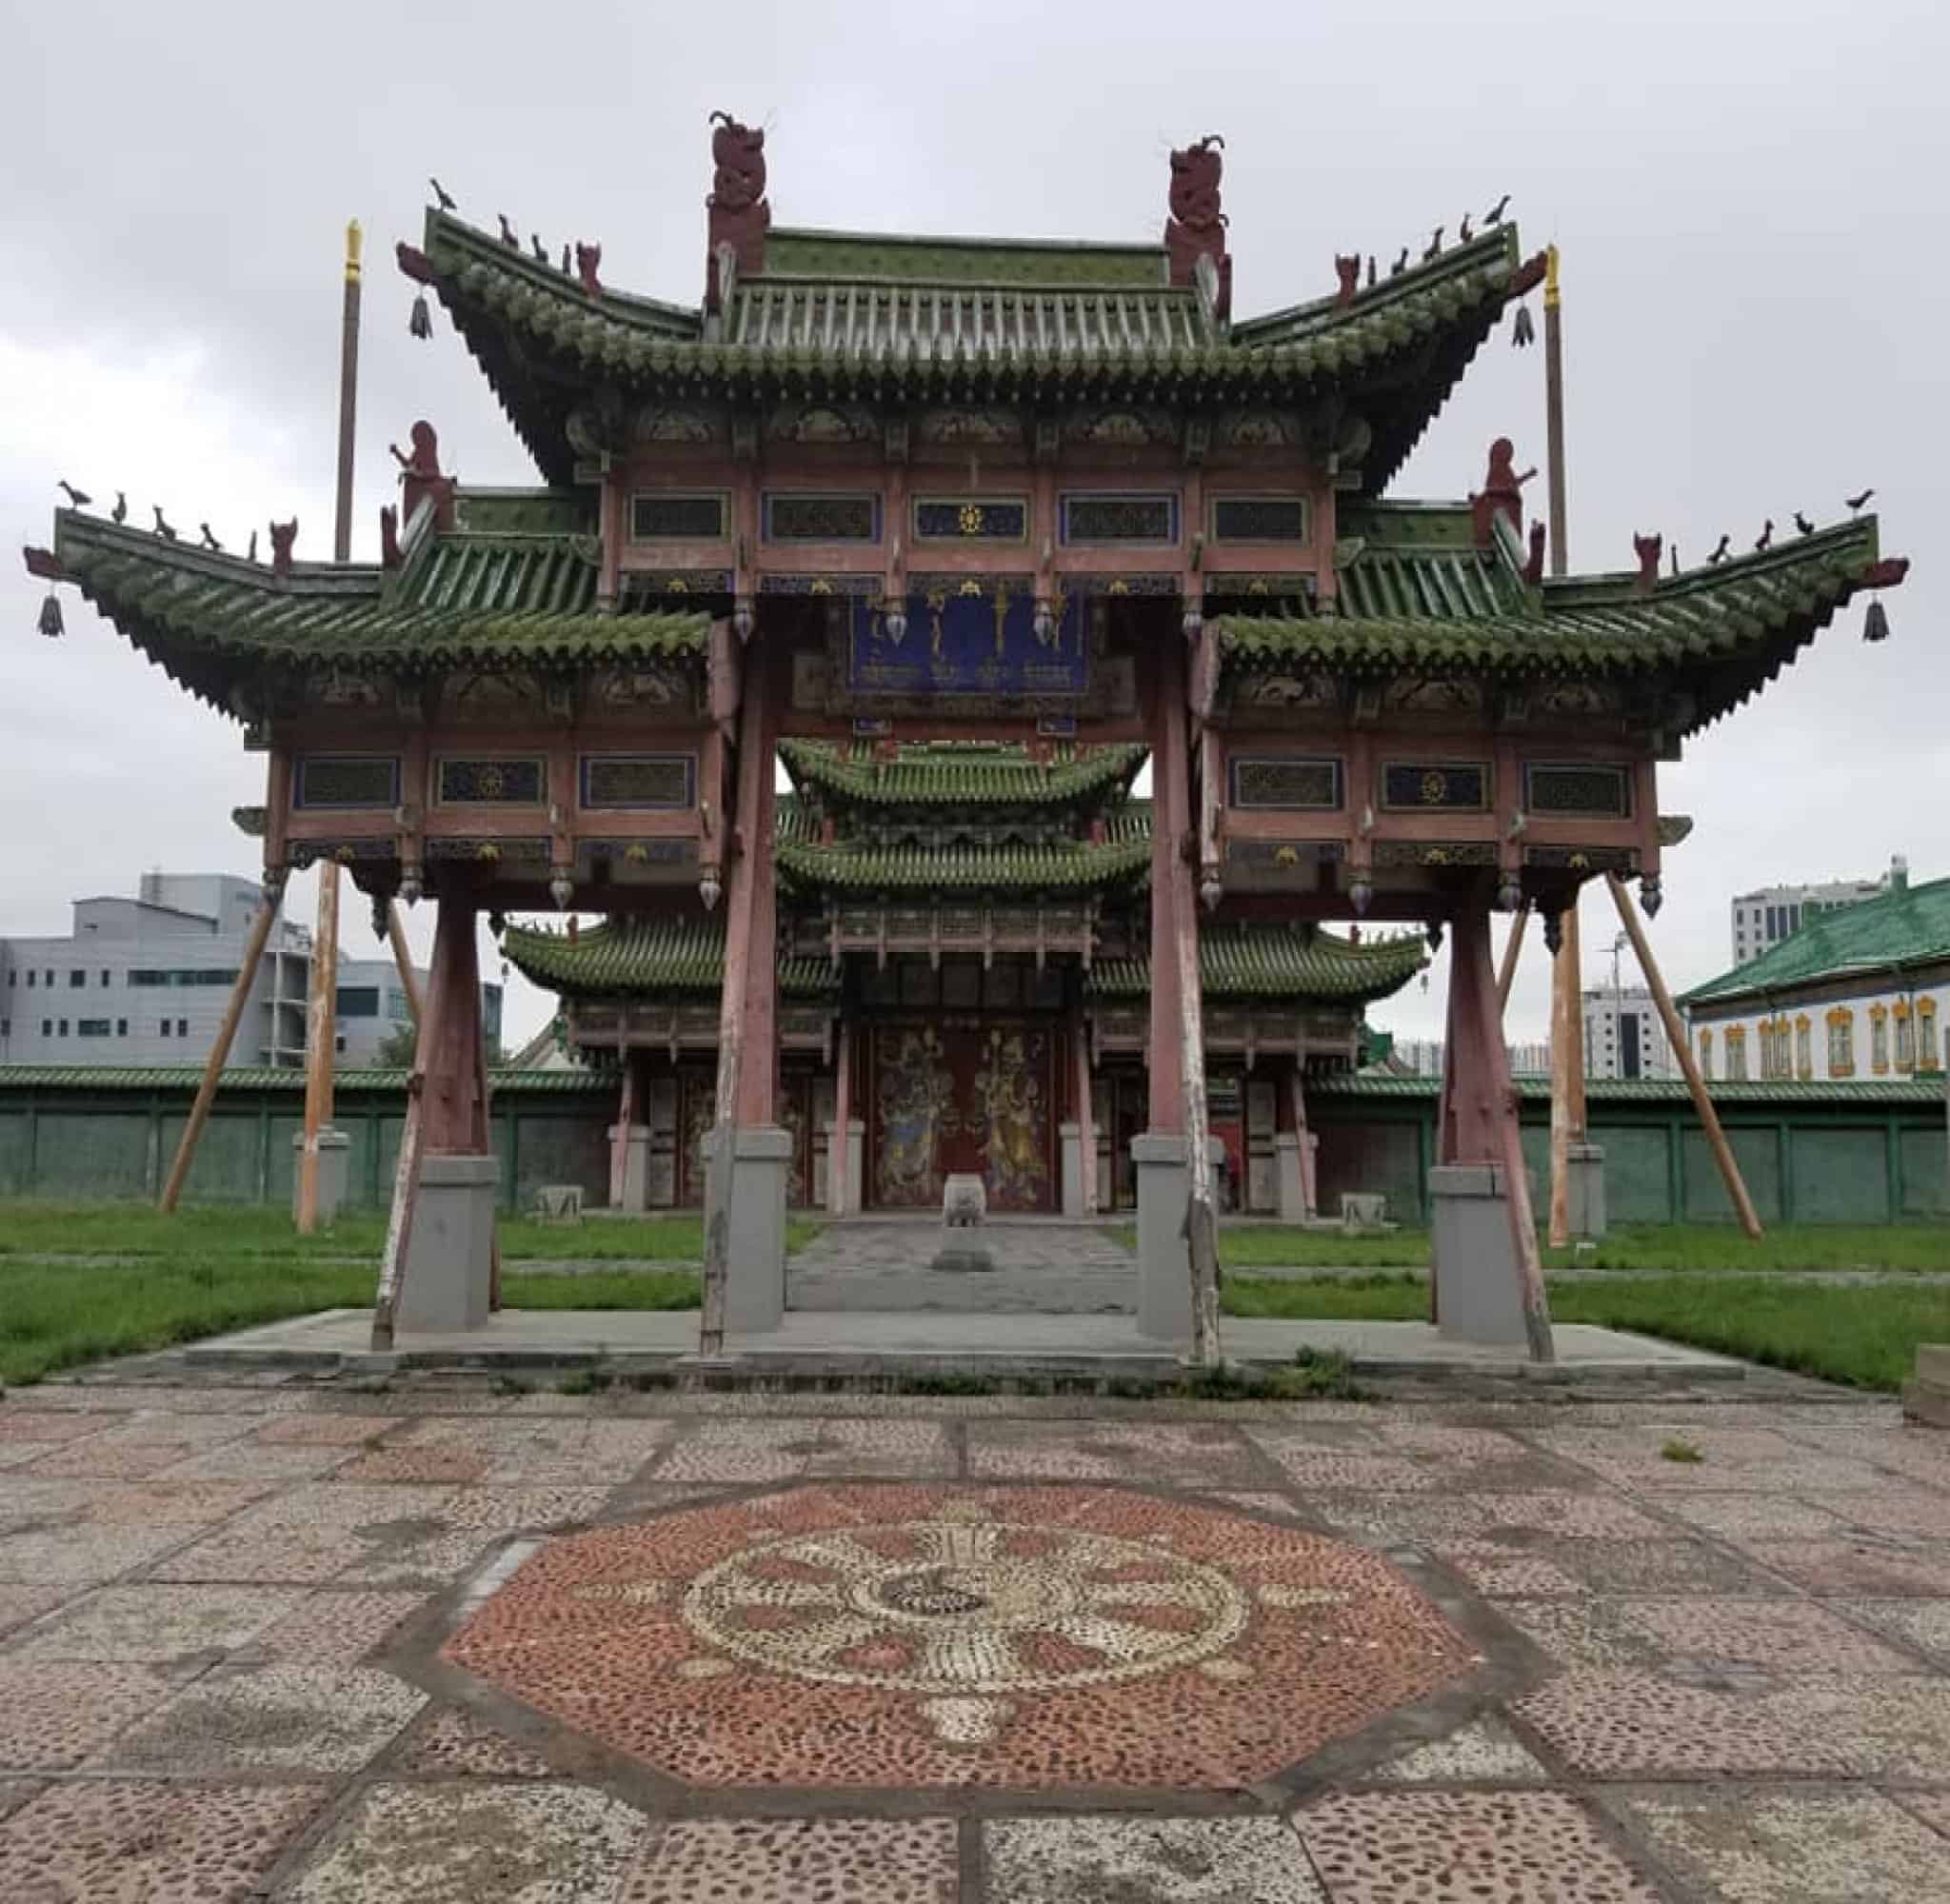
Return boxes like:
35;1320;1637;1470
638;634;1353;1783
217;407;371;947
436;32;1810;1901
846;587;1087;697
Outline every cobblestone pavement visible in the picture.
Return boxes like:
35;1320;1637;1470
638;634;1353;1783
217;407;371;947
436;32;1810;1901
2;1374;1949;1899
788;1218;1139;1313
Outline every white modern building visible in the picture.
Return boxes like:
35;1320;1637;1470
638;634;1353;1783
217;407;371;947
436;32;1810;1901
1581;984;1675;1081
0;872;500;1070
1683;866;1947;1082
1730;859;1904;967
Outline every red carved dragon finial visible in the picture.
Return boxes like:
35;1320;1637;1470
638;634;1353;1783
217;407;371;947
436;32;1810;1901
1164;134;1231;318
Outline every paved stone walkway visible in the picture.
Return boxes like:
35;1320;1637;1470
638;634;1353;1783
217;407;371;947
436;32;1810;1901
2;1372;1949;1899
788;1218;1140;1313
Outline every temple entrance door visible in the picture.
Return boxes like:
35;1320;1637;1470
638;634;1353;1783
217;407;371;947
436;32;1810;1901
1104;1072;1148;1211
869;1021;1056;1212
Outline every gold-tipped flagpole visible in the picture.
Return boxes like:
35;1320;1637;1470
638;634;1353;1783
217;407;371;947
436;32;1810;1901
296;219;362;1233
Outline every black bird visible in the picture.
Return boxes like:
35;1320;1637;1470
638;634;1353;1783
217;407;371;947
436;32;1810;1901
57;480;90;507
1846;487;1876;514
1795;510;1815;536
429;176;456;212
247;529;259;564
1485;191;1512;226
497;213;519;248
198;524;222;552
1391;247;1408;275
153;506;177;541
1423;226;1444;262
1754;519;1773;552
530;233;548;264
1458;213;1473;243
110;491;127;525
1709;533;1731;565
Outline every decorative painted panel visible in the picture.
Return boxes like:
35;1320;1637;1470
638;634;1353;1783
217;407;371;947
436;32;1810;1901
1372;841;1499;868
846;584;1086;697
1229;755;1343;810
1523;764;1631;818
629;493;727;541
1522;845;1640;875
763;492;881;543
580;754;696;810
913;498;1028;542
1211;495;1309;543
1059;492;1180;545
295;755;400;809
1380;762;1490;811
437;758;546;805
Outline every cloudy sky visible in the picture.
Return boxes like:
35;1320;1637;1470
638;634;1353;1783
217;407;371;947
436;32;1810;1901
4;0;1943;1055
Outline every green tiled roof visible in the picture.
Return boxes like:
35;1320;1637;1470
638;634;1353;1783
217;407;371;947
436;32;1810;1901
780;739;1146;808
1089;925;1427;1003
1221;516;1888;733
49;506;709;710
0;1065;594;1095
1680;875;1950;1011
416;210;1530;490
499;919;838;998
1315;1071;1947;1106
777;830;1153;895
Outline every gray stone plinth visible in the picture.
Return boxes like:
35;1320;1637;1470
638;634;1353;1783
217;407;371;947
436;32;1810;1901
824;1118;865;1217
290;1127;350;1227
1132;1132;1226;1343
1274;1133;1305;1221
931;1244;998;1274
397;1153;498;1334
1566;1140;1607;1240
943;1173;987;1227
713;1125;791;1333
1430;1162;1535;1350
607;1123;652;1212
1060;1121;1086;1218
1904;1343;1950;1428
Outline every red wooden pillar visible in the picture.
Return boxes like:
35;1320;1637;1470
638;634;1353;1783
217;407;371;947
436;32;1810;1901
1147;654;1189;1134
830;1016;853;1216
1072;1005;1098;1217
608;1050;639;1210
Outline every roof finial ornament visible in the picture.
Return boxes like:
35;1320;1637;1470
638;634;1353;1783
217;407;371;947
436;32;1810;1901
1423;226;1443;262
1164;134;1231;317
389;422;457;532
1485;191;1512;226
57;480;90;508
497;213;519;248
1794;510;1815;537
1632;532;1661;595
1846;487;1875;514
1458;212;1473;243
111;492;127;524
529;233;548;265
269;519;298;578
152;506;177;541
1333;253;1360;307
575;242;603;295
706;111;770;306
1754;518;1773;553
199;523;223;552
1391;247;1408;276
1708;533;1730;565
1469;436;1535;545
429;177;456;212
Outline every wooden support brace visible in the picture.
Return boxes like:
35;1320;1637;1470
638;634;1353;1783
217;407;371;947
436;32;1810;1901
159;894;281;1213
296;863;342;1234
1607;872;1764;1240
386;902;422;1026
1496;905;1528;1012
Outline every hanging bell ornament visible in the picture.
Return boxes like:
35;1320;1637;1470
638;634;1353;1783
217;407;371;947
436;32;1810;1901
1542;908;1564;955
1425;921;1444;953
1640;875;1664;919
37;588;64;638
1862;598;1890;644
1511;304;1536;348
408;292;433;340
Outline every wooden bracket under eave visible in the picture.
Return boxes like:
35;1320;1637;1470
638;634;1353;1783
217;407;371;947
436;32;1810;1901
22;545;67;583
1863;557;1910;588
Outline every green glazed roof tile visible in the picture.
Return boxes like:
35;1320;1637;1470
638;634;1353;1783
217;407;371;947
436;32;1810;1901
1680;875;1950;1010
780;739;1147;808
776;829;1153;894
499;918;838;998
1310;1071;1945;1106
0;1065;595;1094
1089;925;1427;1003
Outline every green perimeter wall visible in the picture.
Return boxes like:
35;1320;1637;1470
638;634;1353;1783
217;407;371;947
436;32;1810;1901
0;1068;1944;1225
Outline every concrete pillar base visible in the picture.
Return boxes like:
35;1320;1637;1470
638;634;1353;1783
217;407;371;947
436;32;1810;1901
397;1154;498;1333
1060;1121;1086;1218
712;1125;792;1333
291;1128;350;1227
1431;1162;1532;1348
1903;1344;1950;1428
608;1123;653;1212
1273;1133;1305;1221
1132;1132;1225;1343
1566;1141;1607;1240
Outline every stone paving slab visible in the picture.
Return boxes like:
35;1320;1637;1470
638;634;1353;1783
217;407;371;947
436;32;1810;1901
0;1376;1946;1897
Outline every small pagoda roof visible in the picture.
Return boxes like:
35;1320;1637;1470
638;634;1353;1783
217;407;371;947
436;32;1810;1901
412;208;1533;490
1679;874;1950;1013
45;495;709;710
1090;924;1427;1004
779;738;1147;810
775;796;1151;895
500;918;839;998
1220;510;1896;735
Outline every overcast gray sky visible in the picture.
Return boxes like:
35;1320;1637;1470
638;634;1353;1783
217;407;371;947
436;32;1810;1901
4;0;1944;1055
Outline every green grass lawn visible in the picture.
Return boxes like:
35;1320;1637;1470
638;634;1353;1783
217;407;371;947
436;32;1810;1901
1109;1220;1950;1274
1223;1271;1950;1394
0;1201;821;1264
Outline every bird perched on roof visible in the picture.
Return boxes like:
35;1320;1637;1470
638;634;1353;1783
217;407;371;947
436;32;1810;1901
153;506;177;540
1795;510;1815;536
1423;227;1443;261
111;491;127;525
1709;533;1731;565
497;213;519;248
429;176;456;212
1846;487;1875;514
1458;213;1473;243
57;480;90;507
199;524;222;551
1485;192;1512;226
1391;247;1408;275
530;234;548;264
1754;519;1773;552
